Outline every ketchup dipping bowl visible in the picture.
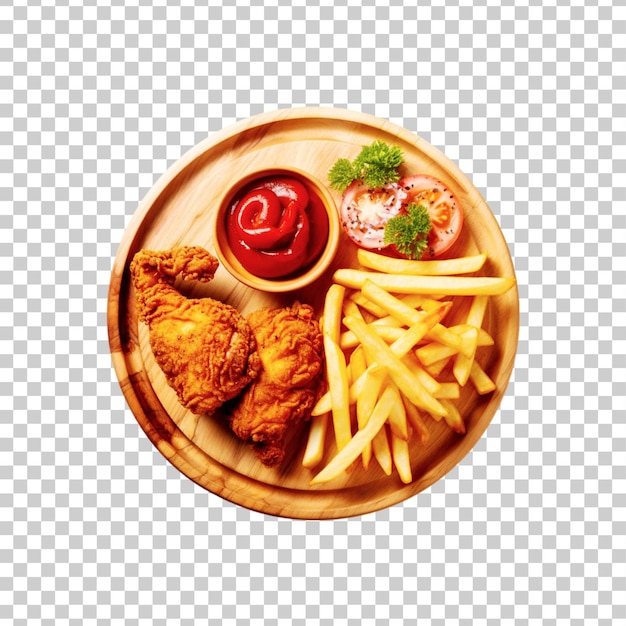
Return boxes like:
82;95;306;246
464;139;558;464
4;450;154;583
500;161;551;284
213;168;340;293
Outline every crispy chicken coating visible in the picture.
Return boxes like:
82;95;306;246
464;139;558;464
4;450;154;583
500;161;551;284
130;246;261;415
228;302;324;467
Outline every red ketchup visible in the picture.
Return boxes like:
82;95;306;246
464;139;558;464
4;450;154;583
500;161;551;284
226;176;329;279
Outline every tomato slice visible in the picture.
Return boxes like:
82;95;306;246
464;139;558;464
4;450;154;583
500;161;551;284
397;174;464;259
339;180;404;249
338;174;464;259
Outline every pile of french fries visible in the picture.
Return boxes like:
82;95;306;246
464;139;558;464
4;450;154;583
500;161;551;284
303;249;516;486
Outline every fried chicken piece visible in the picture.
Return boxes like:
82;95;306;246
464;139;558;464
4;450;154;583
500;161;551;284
228;302;324;467
130;246;261;415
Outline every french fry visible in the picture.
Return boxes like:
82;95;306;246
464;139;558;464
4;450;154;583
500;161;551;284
323;335;352;451
310;385;397;485
348;344;367;380
348;290;388;318
439;399;465;434
323;284;346;342
452;295;488;386
343;315;448;419
302;413;330;469
416;324;492;366
413;366;442;396
304;291;349;468
434;381;460;399
371;315;405;328
312;355;376;416
361;280;430;327
312;284;347;446
312;369;363;415
428;324;475;359
390;431;413;484
372;425;393;475
469;360;497;395
401;395;430;445
400;294;447;311
452;327;478;386
401;353;441;396
355;365;387;470
386;383;409;440
354;363;385;408
416;341;458;367
465;295;489;327
423;356;451;378
449;324;494;346
311;394;331;416
334;268;516;296
357;249;488;276
339;324;405;351
342;297;365;322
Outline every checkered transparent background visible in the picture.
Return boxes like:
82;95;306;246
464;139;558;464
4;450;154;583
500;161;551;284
2;0;625;624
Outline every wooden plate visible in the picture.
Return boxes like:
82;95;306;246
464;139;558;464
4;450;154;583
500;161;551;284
108;107;519;519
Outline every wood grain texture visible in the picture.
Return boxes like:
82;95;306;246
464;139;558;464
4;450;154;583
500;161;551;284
107;107;519;519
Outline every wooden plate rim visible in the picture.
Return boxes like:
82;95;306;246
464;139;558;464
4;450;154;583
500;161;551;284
107;106;519;519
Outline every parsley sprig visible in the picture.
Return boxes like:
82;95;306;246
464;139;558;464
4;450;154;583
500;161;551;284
383;203;432;260
328;140;404;192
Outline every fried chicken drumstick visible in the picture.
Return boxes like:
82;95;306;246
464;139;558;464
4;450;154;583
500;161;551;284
229;302;324;467
130;246;261;415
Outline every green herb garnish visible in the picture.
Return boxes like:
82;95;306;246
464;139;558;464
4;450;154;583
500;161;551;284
328;140;404;192
383;203;432;259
